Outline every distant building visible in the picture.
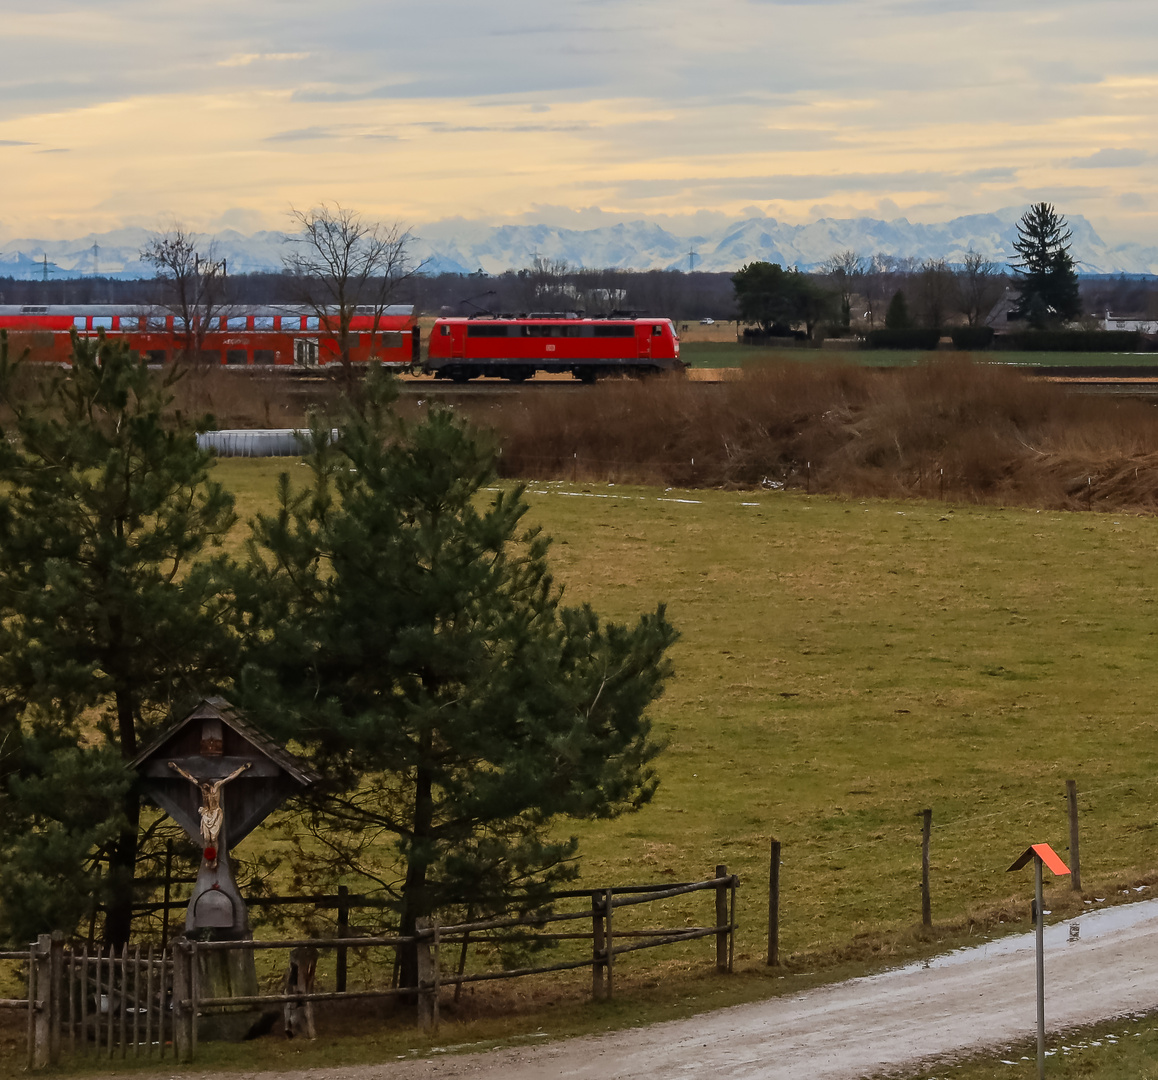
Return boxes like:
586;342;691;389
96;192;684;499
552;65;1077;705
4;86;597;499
1104;311;1158;333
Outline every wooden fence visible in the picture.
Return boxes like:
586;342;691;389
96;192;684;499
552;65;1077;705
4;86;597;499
9;868;738;1069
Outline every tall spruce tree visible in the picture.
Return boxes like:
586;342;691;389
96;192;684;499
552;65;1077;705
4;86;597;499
0;332;236;945
1011;202;1082;326
236;371;677;990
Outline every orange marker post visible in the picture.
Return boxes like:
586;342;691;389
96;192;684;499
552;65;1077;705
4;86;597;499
1008;843;1071;1080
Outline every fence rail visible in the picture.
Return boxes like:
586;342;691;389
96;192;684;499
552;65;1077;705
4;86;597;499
12;867;738;1069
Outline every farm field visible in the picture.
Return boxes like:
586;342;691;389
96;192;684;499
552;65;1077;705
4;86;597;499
7;462;1158;1073
677;341;1158;370
213;460;1158;974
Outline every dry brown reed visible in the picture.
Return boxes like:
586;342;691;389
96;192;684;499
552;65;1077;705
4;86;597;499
166;366;334;429
485;357;1158;512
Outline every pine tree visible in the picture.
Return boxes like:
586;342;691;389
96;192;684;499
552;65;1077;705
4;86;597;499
237;370;678;990
1011;202;1082;326
0;332;236;945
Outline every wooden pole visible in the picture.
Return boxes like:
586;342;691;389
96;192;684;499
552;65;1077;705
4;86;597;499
50;935;64;1066
29;937;42;1070
79;946;88;1058
415;919;434;1033
161;841;173;947
144;946;154;1058
715;865;728;973
591;891;606;1000
728;874;737;974
172;944;188;1063
1035;855;1045;1080
119;944;128;1057
1067;780;1082;892
604;889;615;999
921;809;932;928
767;838;781;967
336;884;349;993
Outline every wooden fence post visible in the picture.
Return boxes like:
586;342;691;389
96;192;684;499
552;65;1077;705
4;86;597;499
1067;780;1082;892
767;838;781;967
591;891;606;1000
604;889;615;999
415;919;435;1032
49;934;64;1065
32;934;51;1069
161;840;173;948
172;942;193;1064
728;872;737;974
921;809;932;927
715;865;728;973
29;938;43;1070
336;884;349;993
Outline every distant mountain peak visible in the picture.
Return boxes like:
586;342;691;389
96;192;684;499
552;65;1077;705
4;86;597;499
2;209;1155;279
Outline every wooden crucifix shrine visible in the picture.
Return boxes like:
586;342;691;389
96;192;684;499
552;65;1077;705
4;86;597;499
132;696;315;938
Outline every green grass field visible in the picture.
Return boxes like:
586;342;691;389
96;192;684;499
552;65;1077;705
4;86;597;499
11;460;1158;1072
894;1012;1158;1080
211;461;1158;972
678;340;1158;370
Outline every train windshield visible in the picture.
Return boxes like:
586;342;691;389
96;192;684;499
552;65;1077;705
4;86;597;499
668;320;679;339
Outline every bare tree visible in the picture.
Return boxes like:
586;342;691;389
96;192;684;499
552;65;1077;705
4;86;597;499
916;258;955;329
140;227;230;363
820;250;862;329
862;253;915;329
956;250;1006;326
283;204;416;380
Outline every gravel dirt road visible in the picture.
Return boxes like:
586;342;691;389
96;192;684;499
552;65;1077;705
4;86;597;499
125;898;1158;1080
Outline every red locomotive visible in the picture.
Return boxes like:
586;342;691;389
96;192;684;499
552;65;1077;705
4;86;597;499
0;305;419;368
426;315;683;382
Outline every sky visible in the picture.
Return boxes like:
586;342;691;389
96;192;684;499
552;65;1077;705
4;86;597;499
2;0;1157;245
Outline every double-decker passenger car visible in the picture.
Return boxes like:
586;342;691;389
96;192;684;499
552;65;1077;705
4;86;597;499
426;315;683;382
0;305;420;368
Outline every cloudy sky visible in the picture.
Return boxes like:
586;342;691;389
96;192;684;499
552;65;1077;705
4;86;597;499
2;0;1156;243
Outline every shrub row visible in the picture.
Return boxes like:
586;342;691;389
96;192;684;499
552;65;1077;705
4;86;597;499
949;326;996;350
864;329;942;350
993;330;1146;352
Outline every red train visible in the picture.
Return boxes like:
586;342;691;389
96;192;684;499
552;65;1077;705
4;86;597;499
426;315;683;382
0;305;419;368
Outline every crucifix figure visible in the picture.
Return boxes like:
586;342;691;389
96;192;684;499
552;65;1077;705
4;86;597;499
168;760;252;860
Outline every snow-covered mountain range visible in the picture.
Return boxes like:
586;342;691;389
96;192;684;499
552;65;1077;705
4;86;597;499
3;209;1156;280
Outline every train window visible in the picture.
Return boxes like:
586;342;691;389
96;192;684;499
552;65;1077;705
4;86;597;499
147;317;167;331
254;317;274;330
147;350;167;363
253;349;275;365
199;351;220;365
305;316;320;331
652;324;663;336
593;326;634;338
92;317;113;330
226;349;248;365
73;316;87;329
119;317;139;330
378;331;403;348
175;318;189;331
439;325;450;336
227;316;248;331
467;325;510;338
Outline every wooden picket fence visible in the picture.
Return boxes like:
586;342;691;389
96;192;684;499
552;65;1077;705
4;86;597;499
7;867;738;1069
